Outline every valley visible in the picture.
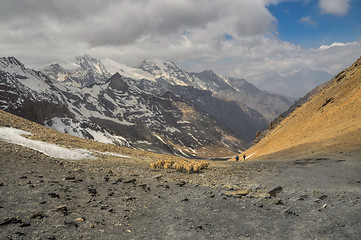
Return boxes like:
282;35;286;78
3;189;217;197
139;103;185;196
0;55;360;239
0;110;360;239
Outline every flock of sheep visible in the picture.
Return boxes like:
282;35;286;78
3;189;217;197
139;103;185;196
150;159;209;173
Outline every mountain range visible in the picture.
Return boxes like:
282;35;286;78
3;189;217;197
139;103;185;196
1;55;294;158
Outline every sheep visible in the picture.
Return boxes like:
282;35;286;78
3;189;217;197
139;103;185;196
149;159;209;174
163;162;173;171
193;163;201;173
185;163;193;174
156;160;165;168
200;161;209;169
150;162;158;171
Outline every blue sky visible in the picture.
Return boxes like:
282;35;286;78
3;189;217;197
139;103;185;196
267;0;361;48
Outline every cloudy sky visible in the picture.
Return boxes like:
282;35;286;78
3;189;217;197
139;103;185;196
1;0;360;84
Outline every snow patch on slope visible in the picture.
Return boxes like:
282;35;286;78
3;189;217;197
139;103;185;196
0;127;94;160
0;127;132;160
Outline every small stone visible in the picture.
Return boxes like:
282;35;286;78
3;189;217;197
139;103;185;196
19;223;31;227
152;174;163;180
31;211;45;219
48;193;60;198
54;205;68;215
176;180;187;187
273;199;284;205
124;178;136;184
319;195;328;200
225;188;251;198
76;217;85;221
100;205;108;210
0;217;22;226
64;176;75;181
88;188;97;197
112;178;123;184
64;221;78;228
196;225;204;231
268;186;283;197
297;195;308;201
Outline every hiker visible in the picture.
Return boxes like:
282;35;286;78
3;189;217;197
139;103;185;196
243;154;246;161
235;155;239;161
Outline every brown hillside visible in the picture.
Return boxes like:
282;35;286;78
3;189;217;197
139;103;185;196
245;56;361;160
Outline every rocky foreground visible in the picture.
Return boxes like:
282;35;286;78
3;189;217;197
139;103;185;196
1;139;360;240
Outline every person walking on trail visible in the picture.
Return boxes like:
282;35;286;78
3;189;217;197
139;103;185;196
243;154;246;161
235;155;239;161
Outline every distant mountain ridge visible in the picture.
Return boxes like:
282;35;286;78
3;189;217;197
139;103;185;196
101;57;293;122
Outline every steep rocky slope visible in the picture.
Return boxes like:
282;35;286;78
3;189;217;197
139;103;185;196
245;56;361;159
192;70;294;121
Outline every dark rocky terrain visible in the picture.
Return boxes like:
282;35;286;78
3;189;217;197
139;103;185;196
1;139;360;240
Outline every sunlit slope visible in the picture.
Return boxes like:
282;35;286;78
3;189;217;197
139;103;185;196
245;57;361;159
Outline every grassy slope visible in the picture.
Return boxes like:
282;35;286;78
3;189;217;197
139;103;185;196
244;57;361;160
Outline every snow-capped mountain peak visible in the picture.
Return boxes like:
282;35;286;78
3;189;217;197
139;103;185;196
137;58;175;73
0;57;25;69
74;54;109;76
41;55;111;87
101;58;155;81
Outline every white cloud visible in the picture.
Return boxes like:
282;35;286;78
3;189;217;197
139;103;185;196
319;0;350;16
0;0;359;94
319;42;355;50
299;16;318;26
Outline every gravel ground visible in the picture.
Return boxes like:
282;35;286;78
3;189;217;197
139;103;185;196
1;140;360;240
